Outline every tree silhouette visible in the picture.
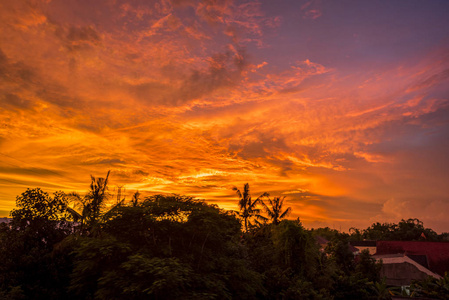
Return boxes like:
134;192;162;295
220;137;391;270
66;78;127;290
68;171;111;234
131;190;140;207
87;170;110;224
1;189;74;299
261;196;291;225
232;183;268;232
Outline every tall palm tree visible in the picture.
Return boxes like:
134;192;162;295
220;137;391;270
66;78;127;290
261;196;291;225
85;170;110;225
233;183;268;232
68;171;110;234
131;190;140;207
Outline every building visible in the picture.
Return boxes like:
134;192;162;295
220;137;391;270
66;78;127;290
373;241;449;286
373;253;441;286
375;241;449;277
349;240;377;255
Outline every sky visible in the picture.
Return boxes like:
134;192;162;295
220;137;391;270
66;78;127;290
1;0;449;232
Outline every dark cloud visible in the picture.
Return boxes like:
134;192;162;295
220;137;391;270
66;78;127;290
0;177;68;189
278;72;331;95
129;47;250;105
412;68;449;91
53;24;102;52
230;141;268;159
0;49;36;84
0;49;41;111
177;48;249;101
195;0;233;25
133;169;149;176
227;130;297;176
0;166;64;177
82;158;126;165
130;81;171;104
67;25;100;42
0;49;7;69
1;93;34;110
171;0;196;6
229;127;290;154
35;84;79;108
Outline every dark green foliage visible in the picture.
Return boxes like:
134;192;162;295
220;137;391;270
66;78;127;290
4;184;446;299
360;218;439;241
367;277;392;300
271;220;315;273
96;255;192;300
324;239;383;299
348;227;363;241
410;272;449;299
355;249;382;283
245;219;334;299
70;194;264;299
325;238;355;275
0;188;75;299
10;188;73;230
330;273;372;300
310;226;344;241
69;236;132;299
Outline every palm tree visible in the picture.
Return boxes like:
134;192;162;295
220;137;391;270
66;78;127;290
68;171;111;234
233;183;268;232
131;190;140;207
369;277;393;300
261;196;291;225
88;170;110;222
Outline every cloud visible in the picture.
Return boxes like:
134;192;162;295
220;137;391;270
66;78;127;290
125;46;250;106
62;25;102;52
374;196;449;232
195;0;233;24
1;93;34;111
0;166;65;178
0;49;37;85
1;0;449;233
0;0;47;30
301;0;322;20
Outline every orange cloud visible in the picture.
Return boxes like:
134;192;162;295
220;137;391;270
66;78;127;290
1;0;449;233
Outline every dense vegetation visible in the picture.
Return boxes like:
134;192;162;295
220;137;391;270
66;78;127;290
1;174;448;299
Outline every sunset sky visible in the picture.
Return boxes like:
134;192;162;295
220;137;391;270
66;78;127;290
1;0;449;232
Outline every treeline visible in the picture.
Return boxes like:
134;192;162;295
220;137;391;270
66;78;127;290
310;218;449;243
0;174;448;299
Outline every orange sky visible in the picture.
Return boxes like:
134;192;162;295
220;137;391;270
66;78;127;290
1;0;449;232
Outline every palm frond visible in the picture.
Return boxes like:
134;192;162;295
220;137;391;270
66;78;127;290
232;186;243;200
279;207;292;219
66;206;82;221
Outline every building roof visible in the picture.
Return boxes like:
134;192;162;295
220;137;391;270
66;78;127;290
374;254;441;279
407;254;429;269
375;241;449;276
373;253;442;286
349;240;376;247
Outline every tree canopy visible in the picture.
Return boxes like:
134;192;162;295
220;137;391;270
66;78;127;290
1;180;448;299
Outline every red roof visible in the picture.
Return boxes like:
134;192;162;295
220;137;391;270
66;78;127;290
376;241;449;276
